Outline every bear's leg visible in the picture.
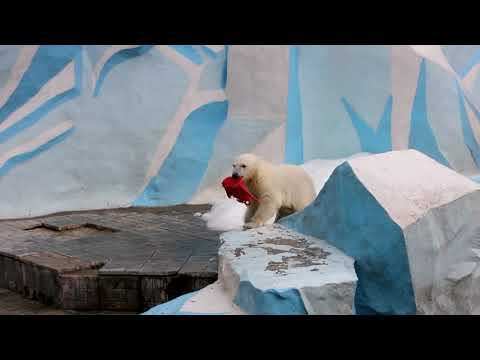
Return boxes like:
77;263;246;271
274;207;295;222
244;203;258;223
244;197;279;229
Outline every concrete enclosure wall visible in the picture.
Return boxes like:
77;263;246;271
0;45;479;218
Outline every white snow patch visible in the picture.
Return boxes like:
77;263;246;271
202;198;247;232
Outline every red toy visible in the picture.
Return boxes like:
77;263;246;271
221;176;258;205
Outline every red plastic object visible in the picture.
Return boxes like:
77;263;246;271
221;176;258;205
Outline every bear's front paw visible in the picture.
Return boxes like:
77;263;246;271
243;222;261;230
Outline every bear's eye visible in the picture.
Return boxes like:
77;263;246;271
241;165;246;168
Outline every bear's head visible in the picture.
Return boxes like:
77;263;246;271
232;153;260;182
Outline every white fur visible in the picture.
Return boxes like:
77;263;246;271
232;153;316;229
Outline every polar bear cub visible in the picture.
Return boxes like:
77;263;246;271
231;153;316;229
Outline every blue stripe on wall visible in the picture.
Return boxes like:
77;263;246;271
198;47;228;92
0;46;81;124
280;162;417;315
285;45;303;164
0;47;82;144
0;127;74;178
409;59;450;167
465;96;480;127
460;49;480;78
200;46;219;60
169;45;203;65
93;45;153;97
85;45;111;68
341;95;393;153
221;45;229;90
0;88;77;144
134;100;229;206
457;82;480;169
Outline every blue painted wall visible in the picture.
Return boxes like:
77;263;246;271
0;45;479;218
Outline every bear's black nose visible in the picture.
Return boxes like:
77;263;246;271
232;173;240;179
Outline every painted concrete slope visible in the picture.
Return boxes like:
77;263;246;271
143;225;357;315
280;149;480;314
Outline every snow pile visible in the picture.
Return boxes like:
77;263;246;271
201;153;370;232
201;198;247;231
